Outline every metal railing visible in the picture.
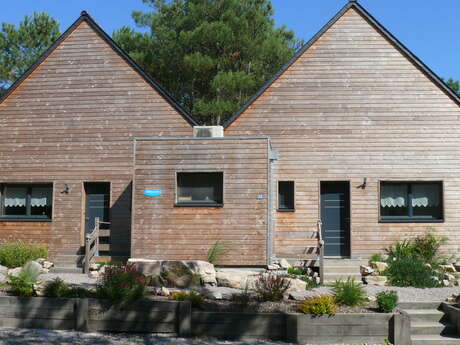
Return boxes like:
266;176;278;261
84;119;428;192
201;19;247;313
84;218;110;274
317;219;325;285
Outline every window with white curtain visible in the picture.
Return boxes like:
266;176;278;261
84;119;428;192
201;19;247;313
380;181;443;222
1;184;53;220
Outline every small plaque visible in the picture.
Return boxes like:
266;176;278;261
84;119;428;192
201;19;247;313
144;189;161;197
256;194;264;200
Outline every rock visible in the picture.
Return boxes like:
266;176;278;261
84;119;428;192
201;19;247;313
36;258;46;265
285;278;307;292
454;263;460;272
289;291;308;301
267;264;279;270
33;282;46;297
364;276;387;286
0;265;8;275
370;261;388;273
216;269;261;289
158;287;170;297
456;295;460;304
360;265;374;276
201;286;245;300
8;267;22;277
187;261;216;286
128;258;162;277
89;263;100;271
314;276;321;285
279;259;291;269
42;261;54;269
367;296;377;302
161;261;197;288
99;265;106;274
441;264;456;273
445;273;456;282
88;271;99;279
442;279;451;287
42;268;49;274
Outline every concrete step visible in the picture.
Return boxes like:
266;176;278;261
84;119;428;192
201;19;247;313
411;334;460;345
411;322;456;335
323;259;368;266
50;267;83;274
406;309;446;323
323;273;362;283
322;266;361;273
399;301;442;310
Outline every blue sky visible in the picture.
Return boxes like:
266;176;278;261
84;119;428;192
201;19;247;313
1;0;459;81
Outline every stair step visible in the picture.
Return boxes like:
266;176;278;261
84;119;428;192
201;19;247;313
399;301;442;310
406;309;446;323
411;322;455;335
50;267;83;274
411;334;460;345
322;266;361;273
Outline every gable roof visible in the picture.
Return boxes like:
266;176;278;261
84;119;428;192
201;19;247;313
224;0;460;129
0;11;199;126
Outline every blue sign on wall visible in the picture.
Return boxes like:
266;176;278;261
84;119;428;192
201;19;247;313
144;189;161;197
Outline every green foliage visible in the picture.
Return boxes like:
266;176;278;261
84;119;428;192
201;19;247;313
8;261;41;297
44;278;94;298
206;240;231;265
299;275;319;290
376;290;398;313
0;241;48;268
96;264;148;302
0;12;60;89
287;267;303;275
254;273;291;302
298;295;336;315
113;0;302;124
370;253;384;263
443;77;459;94
332;277;367;307
169;291;204;307
385;257;442;288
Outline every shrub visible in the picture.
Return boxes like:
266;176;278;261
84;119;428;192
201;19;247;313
332;277;366;306
287;267;303;275
44;278;94;298
96;264;147;302
8;261;41;296
231;288;252;307
206;240;231;265
298;295;336;315
299;275;319;290
254;273;291;302
370;253;384;263
385;257;442;288
0;241;48;268
169;291;204;307
376;291;398;313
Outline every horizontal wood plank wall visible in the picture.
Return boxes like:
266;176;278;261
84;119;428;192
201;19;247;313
133;138;269;265
225;8;460;258
0;21;192;258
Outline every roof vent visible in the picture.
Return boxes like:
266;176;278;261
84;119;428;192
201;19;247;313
193;126;224;138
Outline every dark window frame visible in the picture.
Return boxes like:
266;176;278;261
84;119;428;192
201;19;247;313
278;180;295;212
175;171;224;207
379;181;444;223
0;183;53;221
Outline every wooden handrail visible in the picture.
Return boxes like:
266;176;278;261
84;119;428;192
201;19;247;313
317;219;325;285
84;217;101;274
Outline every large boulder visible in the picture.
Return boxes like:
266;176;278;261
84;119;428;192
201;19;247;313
364;275;387;286
216;269;261;289
360;265;374;276
370;261;388;273
440;264;456;273
128;259;217;287
285;278;307;292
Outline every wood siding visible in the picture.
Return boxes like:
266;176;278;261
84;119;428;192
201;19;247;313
132;138;269;265
0;21;192;258
225;8;460;258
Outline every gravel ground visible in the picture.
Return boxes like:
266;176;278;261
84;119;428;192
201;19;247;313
41;273;460;302
0;328;384;345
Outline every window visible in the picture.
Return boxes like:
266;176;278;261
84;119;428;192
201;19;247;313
380;181;443;222
0;184;53;220
176;172;223;206
278;181;295;211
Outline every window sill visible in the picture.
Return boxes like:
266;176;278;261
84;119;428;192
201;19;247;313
379;218;444;224
277;208;295;212
0;218;52;222
175;203;224;207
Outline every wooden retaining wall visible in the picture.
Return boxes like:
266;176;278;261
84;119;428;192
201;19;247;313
0;296;411;344
442;303;460;336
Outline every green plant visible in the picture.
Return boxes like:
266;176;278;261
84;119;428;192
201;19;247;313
169;291;204;307
44;278;94;298
370;253;384;263
96;264;147;302
8;261;41;296
287;267;303;275
298;295;336;315
385;257;442;288
299;275;319;290
0;241;48;268
332;277;366;306
376;290;398;313
206;240;231;265
254;273;291;302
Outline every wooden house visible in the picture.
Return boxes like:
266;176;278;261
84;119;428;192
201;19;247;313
1;1;459;272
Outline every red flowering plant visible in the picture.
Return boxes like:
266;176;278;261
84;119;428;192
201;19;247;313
96;264;148;302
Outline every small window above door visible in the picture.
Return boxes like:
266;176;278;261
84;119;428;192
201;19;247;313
278;181;295;212
176;172;223;206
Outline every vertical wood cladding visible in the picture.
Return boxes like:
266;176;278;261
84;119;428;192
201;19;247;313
133;138;269;265
225;8;460;258
0;21;192;257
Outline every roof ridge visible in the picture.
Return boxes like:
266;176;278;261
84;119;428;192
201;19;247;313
223;1;460;129
0;11;199;126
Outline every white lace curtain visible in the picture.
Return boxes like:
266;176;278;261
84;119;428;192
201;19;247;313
381;183;439;208
4;187;51;207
